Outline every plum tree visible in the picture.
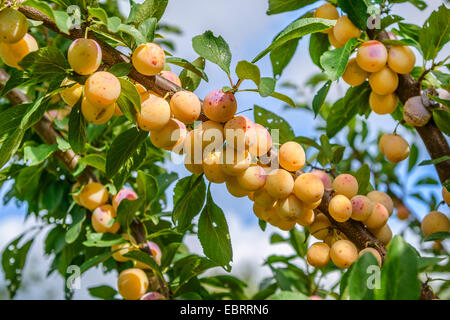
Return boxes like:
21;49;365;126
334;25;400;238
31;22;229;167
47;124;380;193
278;141;305;172
60;79;83;107
220;148;252;176
356;41;388;72
236;165;267;191
350;195;373;221
313;3;339;33
78;182;109;210
84;71;121;107
117;268;149;300
276;194;303;221
307;242;330;268
265;169;294;199
67;38;102;75
293;173;324;203
91;204;120;233
368;66;399;95
421;211;450;237
224;116;257;150
330;240;358;268
342;58;369;86
380;134;410;163
160;70;181;87
333;16;361;45
443;187;450;206
332;173;358;199
170;91;201;124
367;191;394;216
309;213;331;240
359;247;382;266
364;203;389;229
203;89;237;122
328;195;352;222
253;187;276;208
403;96;432;127
225;175;249;198
132;43;165;76
369;92;398;114
0;8;28;43
81;97;115;124
112;189;138;211
138;94;171;131
203;151;227;184
248;124;272;157
150;118;187;150
388;46;416;74
0;33;38;69
370;224;392;245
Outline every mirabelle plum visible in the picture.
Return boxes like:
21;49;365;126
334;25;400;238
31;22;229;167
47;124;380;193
141;292;165;300
378;133;394;154
310;170;332;190
134;241;162;269
278;141;305;172
117;268;149;300
170;91;201;124
111;234;136;262
265;169;294;199
184;152;204;175
350;195;373;221
368;66;399;95
342;58;369;86
0;33;38;69
388;46;415;74
329;195;352;222
295;208;315;226
370;224;392;245
364;203;389;229
248;124;272;157
60;79;83;107
67;38;102;75
333;16;361;45
330;239;358;269
367;191;394;216
150;118;187;150
324;233;347;247
403;96;431;127
183;129;203;160
84;71;121;107
313;3;339;33
328;31;344;48
276;195;304;221
421;211;450;237
332;174;358;199
0;8;28;44
160;70;181;87
359;247;382;266
220;148;252;176
224;116;257;150
248;192;255;201
369;92;398;115
396;204;410;220
382;134;410;163
203;89;237;123
79;182;108;210
225;175;249;198
236;165;267;191
253;202;275;221
135;83;147;94
253;187;276;208
356;40;388;73
442;187;450;206
81;97;115;124
198;120;224;152
203;151;227;184
294;173;324;204
91;204;120;234
307;242;330;268
309;213;331;240
132;43;165;76
277;219;297;231
71;183;82;206
112;189;138;211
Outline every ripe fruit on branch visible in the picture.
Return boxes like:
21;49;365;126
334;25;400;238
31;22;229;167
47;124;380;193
379;134;410;163
265;169;294;199
367;191;394;216
141;292;165;300
138;93;171;131
396;204;410;220
184;152;204;174
295;207;315;226
313;3;339;34
68;38;102;75
387;46;415;74
328;31;344;48
85;71;121;107
253;187;276;208
236;165;267;191
278;141;305;172
294;173;324;203
370;224;392;245
356;40;388;73
421;211;450;237
170;91;201;124
225;175;249;198
310;170;332;190
328;194;352;222
350;195;373;221
306;242;330;268
403;96;432;127
160;70;181;87
330;239;358;269
0;8;28;44
135;241;162;268
78;182;108;210
342;58;369;86
220;148;251;176
224;116;257;150
364;203;389;229
91;204;120;233
150;118;187;150
443;187;450;206
369;66;399;95
60;79;83;107
369;92;398;115
117;268;149;300
333;16;361;45
253;202;276;221
112;189;138;211
203;89;237;123
276;194;304;221
132;43;165;76
309;213;331;240
203;151;227;184
112;234;136;262
0;33;38;69
359;247;382;266
248;124;272;157
81;97;115;124
332;174;358;199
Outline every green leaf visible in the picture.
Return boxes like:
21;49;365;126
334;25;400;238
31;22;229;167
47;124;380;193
88;285;117;300
432;109;450;136
65;207;86;244
108;63;132;77
309;32;330;69
116;94;137;124
173;174;206;231
253;18;335;63
235;60;261;87
270;92;296;108
346;251;379;300
254;105;295;144
19;47;68;83
0;69;27;98
137;170;159;211
80;251;114;274
23;144;58;166
118;78;141;112
124;250;163;279
78;154;106;172
418;156;450;166
259;77;276;97
198;188;233;270
107;17;121;33
419;5;450;61
337;0;368;30
105;127;148;178
312;80;331;117
88;7;108;25
179;57;206;91
320;37;359;81
289;229;307;257
139;18;157;42
423;232;450;242
192;31;232;74
83;233;125;247
173;255;217;288
118;24;146;46
408;144;419;172
68;98;86;154
53;10;71;35
166;57;208;81
267;291;309;300
116;198;144;229
354;164;370;195
128;0;168;24
418;256;445;271
267;0;316;15
376;236;420;300
270;39;299;77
